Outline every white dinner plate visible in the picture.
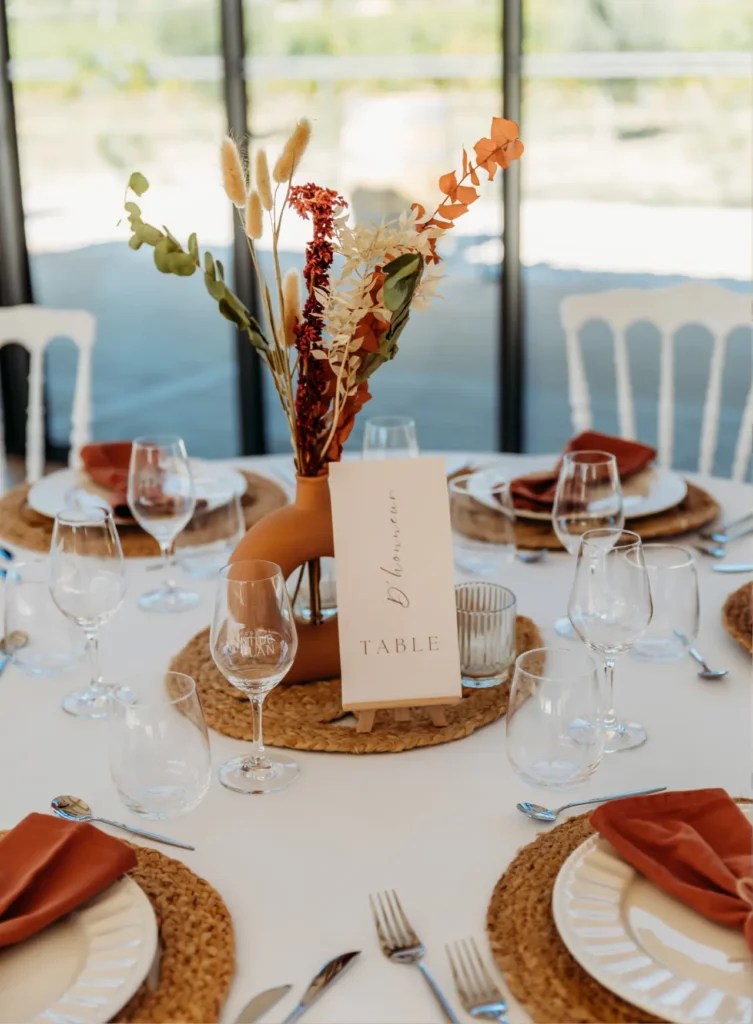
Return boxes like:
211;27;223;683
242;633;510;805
514;464;688;521
552;804;752;1024
28;460;246;523
0;875;158;1024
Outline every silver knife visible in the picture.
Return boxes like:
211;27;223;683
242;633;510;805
234;984;292;1024
282;951;361;1024
712;564;753;573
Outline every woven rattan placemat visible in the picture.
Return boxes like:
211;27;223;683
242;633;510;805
486;800;752;1024
450;471;719;551
170;616;543;753
115;845;235;1023
0;833;235;1024
0;470;286;557
722;582;753;655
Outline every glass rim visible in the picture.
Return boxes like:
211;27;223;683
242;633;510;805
112;671;197;709
455;582;517;613
562;449;618;466
580;527;642;551
515;645;599;681
54;505;111;527
219;559;283;583
642;543;695;568
449;472;510;495
364;416;416;429
132;433;186;449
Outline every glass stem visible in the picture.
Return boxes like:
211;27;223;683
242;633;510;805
248;695;271;769
604;656;617;732
85;631;103;694
161;540;176;591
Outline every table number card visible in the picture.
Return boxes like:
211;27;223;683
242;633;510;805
329;456;462;711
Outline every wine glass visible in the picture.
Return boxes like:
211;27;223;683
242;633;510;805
127;435;199;612
210;560;298;794
49;507;127;718
552;450;624;637
568;528;653;753
363;416;419;459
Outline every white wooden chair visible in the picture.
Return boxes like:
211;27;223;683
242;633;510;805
561;282;753;480
0;305;95;484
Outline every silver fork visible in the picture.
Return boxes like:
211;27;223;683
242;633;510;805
369;890;460;1024
446;939;510;1022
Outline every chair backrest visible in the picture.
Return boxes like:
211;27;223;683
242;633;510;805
0;305;96;484
560;282;753;480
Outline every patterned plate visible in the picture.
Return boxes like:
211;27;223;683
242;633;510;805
552;804;752;1024
0;876;158;1024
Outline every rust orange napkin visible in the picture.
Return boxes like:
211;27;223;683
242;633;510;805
510;430;657;512
591;788;753;953
80;440;133;519
0;812;137;948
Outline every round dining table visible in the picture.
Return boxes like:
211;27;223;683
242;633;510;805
0;453;751;1024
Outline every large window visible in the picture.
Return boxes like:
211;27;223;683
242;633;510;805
244;0;503;454
522;0;752;476
9;0;238;457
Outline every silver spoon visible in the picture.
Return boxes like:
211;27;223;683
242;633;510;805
0;630;28;675
673;630;728;679
517;785;667;823
687;646;728;680
516;548;548;564
51;795;195;850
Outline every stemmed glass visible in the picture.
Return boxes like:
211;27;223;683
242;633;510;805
210;560;299;794
363;416;419;459
568;528;653;753
127;435;198;612
552;451;624;637
49;507;127;718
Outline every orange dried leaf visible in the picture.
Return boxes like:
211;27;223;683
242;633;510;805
424;216;455;230
455;185;478;204
438;171;458;196
411;201;426;219
505;138;524;162
490;117;520;144
469;165;480;186
437;202;469;221
462;148;468;176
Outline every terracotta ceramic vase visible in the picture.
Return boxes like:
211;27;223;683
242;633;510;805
229;472;340;684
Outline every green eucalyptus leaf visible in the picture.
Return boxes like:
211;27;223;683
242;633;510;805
153;237;175;272
218;298;245;326
247;317;269;353
204;275;225;301
162;225;181;248
128;235;143;250
204;251;216;277
216;259;225;282
188;232;199;262
128;172;149;197
382;252;422;312
135;222;163;246
124;201;141;217
165;252;196;276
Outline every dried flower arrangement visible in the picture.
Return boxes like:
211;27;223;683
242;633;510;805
123;117;523;476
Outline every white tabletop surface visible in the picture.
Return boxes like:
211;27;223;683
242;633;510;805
1;453;751;1024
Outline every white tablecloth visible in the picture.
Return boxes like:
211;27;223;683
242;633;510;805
1;454;751;1024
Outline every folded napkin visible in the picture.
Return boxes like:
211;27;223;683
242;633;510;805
591;788;753;954
80;441;133;519
510;430;657;512
0;812;137;948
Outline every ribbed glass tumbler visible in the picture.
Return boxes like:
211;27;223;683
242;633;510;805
455;582;517;689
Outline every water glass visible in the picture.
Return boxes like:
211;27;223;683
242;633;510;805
177;491;244;580
109;672;211;819
551;450;624;637
128;434;199;612
49;508;127;718
4;560;84;676
506;647;604;789
633;545;699;662
456;582;517;688
568;528;653;753
363;416;419;459
450;469;516;575
210;560;299;795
